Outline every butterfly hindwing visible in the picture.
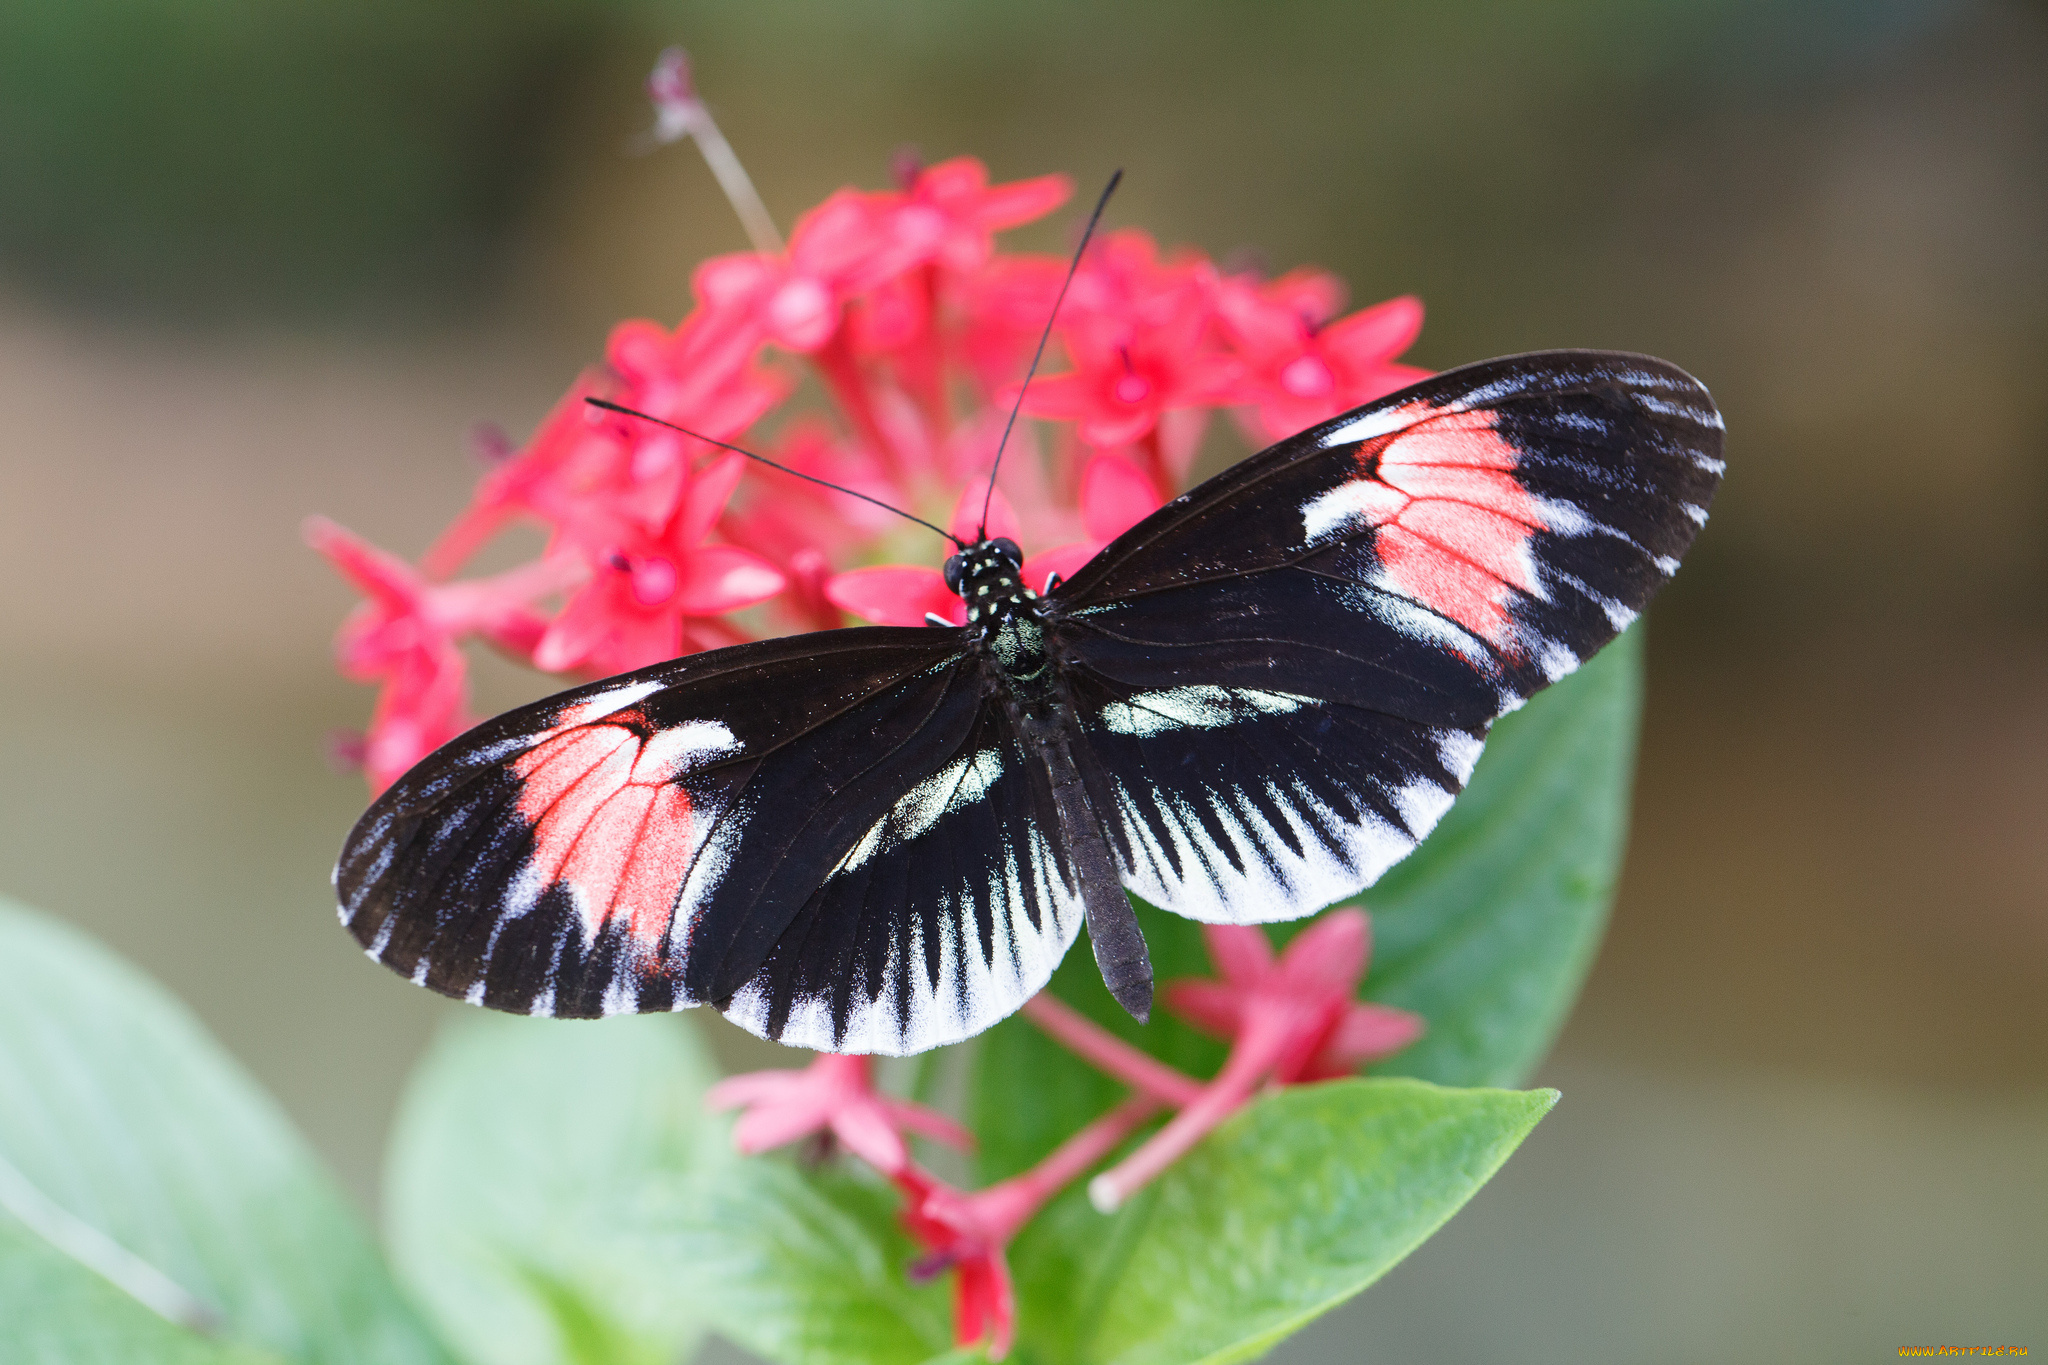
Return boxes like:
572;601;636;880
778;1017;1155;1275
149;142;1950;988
1065;676;1484;926
722;694;1087;1053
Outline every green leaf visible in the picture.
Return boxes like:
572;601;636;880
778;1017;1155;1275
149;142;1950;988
998;1080;1553;1365
1064;1080;1556;1365
0;1215;284;1365
641;1160;953;1365
384;1010;724;1365
386;1008;951;1365
1364;622;1642;1086
0;897;452;1365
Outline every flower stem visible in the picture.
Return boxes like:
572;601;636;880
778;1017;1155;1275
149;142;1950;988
1086;1010;1290;1212
1138;426;1170;502
648;48;785;255
812;329;907;479
972;1095;1161;1241
1020;994;1203;1105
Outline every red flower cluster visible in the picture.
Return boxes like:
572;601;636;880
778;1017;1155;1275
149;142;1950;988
308;57;1440;1358
312;122;1425;793
712;905;1420;1358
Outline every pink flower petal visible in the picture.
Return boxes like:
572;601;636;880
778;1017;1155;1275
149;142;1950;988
677;453;748;548
671;545;786;615
1077;405;1160;450
605;318;674;387
789;190;889;278
529;581;621;674
827;565;961;627
949;483;1022;545
1159;979;1244;1039
1079;452;1160;542
705;1071;802;1109
971;172;1074;232
1353;362;1432;405
1276;907;1368;997
767;277;838;352
1215;282;1305;360
731;1097;834;1155
1308;1001;1426;1075
303;516;418;612
1322;294;1424;368
693;251;777;310
954;1251;1016;1358
881;1098;977;1152
1013;371;1098;422
1262;266;1346;329
1201;924;1273;986
830;1103;910;1175
1022;543;1094;593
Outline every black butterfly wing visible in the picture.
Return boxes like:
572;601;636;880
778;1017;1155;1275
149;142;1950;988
1046;350;1723;923
721;694;1087;1053
1059;672;1485;925
338;627;1083;1052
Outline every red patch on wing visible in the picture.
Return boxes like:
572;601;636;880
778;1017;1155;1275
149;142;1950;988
1362;407;1544;645
510;711;700;951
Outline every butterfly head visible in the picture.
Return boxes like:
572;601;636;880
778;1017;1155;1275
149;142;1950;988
942;537;1034;627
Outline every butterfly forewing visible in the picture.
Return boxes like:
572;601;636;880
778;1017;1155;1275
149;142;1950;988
1043;351;1722;924
341;629;966;1018
1056;350;1722;703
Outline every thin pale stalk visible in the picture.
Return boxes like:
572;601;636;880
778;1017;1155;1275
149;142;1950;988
1020;994;1203;1105
0;1152;221;1333
673;117;781;254
972;1095;1161;1240
1086;1010;1293;1212
648;49;783;254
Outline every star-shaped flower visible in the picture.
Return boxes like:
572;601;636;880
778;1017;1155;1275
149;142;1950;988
897;1096;1157;1359
1087;908;1422;1210
305;517;574;793
884;156;1072;275
693;189;932;357
1217;270;1430;444
1022;230;1245;453
706;1052;971;1176
530;451;785;677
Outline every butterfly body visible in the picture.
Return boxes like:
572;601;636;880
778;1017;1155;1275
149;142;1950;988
337;351;1723;1055
949;537;1055;696
946;534;1156;1016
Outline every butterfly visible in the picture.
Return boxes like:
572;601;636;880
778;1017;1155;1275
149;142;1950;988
336;348;1721;1054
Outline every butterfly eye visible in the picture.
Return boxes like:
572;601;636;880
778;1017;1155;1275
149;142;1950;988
942;553;967;594
990;538;1023;568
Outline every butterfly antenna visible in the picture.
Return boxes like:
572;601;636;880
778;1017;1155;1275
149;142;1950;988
977;168;1122;539
585;398;964;547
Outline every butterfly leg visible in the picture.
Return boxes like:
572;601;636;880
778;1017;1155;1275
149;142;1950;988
1021;706;1153;1023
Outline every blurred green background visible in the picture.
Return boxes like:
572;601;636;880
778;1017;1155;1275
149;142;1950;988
1;1;2043;1361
